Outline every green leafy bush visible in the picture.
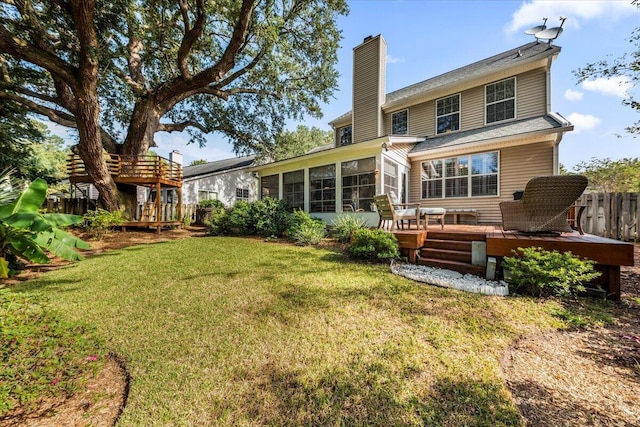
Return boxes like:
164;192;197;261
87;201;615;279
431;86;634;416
198;199;224;209
348;228;399;262
502;246;601;297
226;201;256;235
332;214;368;243
205;206;230;236
83;208;126;240
288;210;326;245
181;213;192;228
252;198;291;237
0;290;105;416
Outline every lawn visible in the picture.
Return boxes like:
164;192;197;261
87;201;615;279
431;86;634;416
11;236;604;426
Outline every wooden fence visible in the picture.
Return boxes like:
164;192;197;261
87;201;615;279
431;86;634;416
46;199;200;224
577;193;639;242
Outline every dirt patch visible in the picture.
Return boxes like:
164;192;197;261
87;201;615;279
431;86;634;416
502;243;640;426
0;354;128;427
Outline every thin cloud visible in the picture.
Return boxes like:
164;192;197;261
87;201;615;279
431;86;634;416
567;112;600;134
386;54;405;64
582;76;632;99
564;89;583;101
506;0;638;33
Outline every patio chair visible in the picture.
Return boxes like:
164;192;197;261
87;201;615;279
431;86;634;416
373;193;420;231
499;175;588;233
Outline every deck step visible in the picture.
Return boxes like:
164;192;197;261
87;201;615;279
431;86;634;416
416;256;485;276
420;248;471;263
422;239;472;252
427;231;486;242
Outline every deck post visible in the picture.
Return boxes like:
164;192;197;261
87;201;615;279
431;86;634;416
177;187;183;228
156;181;161;234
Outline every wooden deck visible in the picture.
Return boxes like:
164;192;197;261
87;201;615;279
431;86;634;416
67;154;183;233
393;224;635;300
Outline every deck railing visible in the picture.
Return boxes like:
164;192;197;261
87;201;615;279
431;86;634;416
67;154;182;183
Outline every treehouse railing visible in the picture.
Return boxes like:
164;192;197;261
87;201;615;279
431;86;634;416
67;154;182;183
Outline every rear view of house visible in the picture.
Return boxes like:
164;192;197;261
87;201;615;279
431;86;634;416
251;35;573;225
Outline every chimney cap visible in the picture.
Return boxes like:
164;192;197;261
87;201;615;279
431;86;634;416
363;35;373;42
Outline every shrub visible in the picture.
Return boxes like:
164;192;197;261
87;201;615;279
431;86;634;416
0;290;105;416
332;214;368;243
198;199;224;209
181;213;192;228
502;246;601;297
83;209;126;240
288;210;326;245
252;198;291;237
348;228;399;262
226;201;256;235
205;206;230;236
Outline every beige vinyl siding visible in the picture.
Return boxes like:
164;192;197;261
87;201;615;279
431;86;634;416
353;38;384;143
516;68;547;119
409;141;554;223
385;68;547;138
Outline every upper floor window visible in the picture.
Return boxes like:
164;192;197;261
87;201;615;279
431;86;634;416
260;175;279;199
283;170;304;210
339;125;352;146
486;78;515;124
436;94;460;134
391;109;408;135
236;187;250;202
421;151;498;199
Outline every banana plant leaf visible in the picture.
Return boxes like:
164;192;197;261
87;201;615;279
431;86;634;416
0;178;47;219
43;213;85;228
7;232;50;264
35;230;88;262
0;256;8;278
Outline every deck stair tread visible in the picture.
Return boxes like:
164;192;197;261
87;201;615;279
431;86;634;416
419;248;471;263
422;239;472;251
415;256;485;276
427;231;486;242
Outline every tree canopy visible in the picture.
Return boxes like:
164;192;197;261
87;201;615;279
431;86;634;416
574;0;640;135
572;157;640;193
0;0;348;209
265;125;333;162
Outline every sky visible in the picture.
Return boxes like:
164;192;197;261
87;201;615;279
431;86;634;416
48;0;640;170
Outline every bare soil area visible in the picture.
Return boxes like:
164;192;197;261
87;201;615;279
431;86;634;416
502;244;640;426
3;229;638;426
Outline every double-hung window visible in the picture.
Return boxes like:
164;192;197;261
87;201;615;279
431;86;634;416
283;170;305;210
391;110;408;135
421;151;498;199
310;164;335;212
383;159;399;197
486;78;515;124
260;175;279;199
339;125;352;146
342;157;376;212
436;94;460;134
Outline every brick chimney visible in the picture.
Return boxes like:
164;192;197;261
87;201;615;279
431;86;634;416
352;35;386;144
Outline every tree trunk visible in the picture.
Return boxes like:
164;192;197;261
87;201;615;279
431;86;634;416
122;99;161;155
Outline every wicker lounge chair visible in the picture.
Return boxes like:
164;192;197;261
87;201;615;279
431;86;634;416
499;175;588;233
373;193;420;231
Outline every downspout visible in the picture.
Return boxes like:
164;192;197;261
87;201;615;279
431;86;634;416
553;132;563;175
546;56;552;114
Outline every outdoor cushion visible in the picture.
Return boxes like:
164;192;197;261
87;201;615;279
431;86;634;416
419;207;446;215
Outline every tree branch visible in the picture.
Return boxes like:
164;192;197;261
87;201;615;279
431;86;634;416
0;91;77;127
177;0;206;79
0;27;77;86
158;120;208;133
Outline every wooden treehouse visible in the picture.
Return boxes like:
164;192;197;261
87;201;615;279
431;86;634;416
67;153;183;233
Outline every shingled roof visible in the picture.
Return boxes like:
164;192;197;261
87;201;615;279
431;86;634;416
330;41;561;125
410;114;569;154
183;155;255;179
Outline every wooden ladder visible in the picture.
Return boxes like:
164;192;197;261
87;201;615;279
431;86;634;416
140;191;159;222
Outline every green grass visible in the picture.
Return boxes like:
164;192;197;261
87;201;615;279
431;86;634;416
10;237;608;426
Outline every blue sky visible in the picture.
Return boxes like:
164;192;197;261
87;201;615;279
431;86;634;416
52;0;640;169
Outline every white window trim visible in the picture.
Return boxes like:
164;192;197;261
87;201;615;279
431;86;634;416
390;109;409;135
484;77;517;125
420;151;500;200
435;93;462;135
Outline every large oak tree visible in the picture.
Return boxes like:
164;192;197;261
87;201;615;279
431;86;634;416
0;0;347;210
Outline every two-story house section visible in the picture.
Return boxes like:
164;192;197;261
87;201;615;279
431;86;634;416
250;34;573;225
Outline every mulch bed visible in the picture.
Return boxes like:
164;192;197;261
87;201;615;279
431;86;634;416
2;228;639;426
501;243;640;426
